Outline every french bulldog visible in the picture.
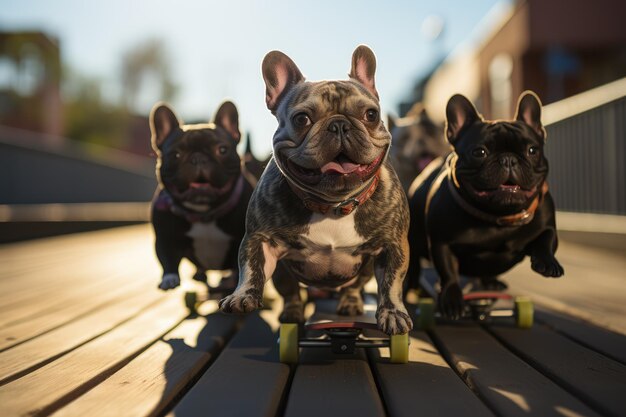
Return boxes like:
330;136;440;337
150;101;255;291
407;91;564;319
388;103;450;192
218;45;412;335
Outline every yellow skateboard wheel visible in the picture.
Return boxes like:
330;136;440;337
279;323;299;364
416;298;435;330
390;333;409;364
514;296;533;328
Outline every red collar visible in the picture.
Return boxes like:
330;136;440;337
155;175;245;223
286;170;381;216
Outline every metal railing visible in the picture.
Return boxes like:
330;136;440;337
544;78;626;215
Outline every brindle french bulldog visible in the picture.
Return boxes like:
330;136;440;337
150;101;255;291
407;92;564;319
218;45;412;335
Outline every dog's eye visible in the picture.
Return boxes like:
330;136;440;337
292;113;311;128
217;145;229;155
472;147;488;158
365;109;379;123
528;146;540;156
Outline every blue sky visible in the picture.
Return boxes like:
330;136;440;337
1;0;508;157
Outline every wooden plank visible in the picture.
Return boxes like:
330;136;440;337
284;348;385;417
168;312;291;417
51;310;239;417
368;330;494;417
536;308;626;364
0;295;187;417
0;288;162;384
0;256;156;317
504;239;626;335
0;225;153;288
0;277;155;352
0;271;140;327
489;324;626;417
432;325;602;417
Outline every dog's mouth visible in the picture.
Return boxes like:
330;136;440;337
470;180;537;198
286;150;385;185
169;177;236;202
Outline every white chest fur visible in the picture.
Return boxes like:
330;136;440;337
186;222;232;270
304;212;365;249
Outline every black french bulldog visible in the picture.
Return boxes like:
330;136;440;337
149;101;255;291
388;103;450;192
407;91;564;318
218;45;412;335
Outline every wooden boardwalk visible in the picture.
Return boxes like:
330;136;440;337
0;224;625;417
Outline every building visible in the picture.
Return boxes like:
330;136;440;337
420;0;626;121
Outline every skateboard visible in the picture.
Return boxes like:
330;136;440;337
414;271;533;330
278;320;409;364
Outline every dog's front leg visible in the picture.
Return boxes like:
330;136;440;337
430;242;463;319
219;233;280;314
374;238;413;335
527;228;564;278
154;232;183;290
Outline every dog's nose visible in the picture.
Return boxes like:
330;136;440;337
190;152;209;166
499;154;518;168
328;120;350;135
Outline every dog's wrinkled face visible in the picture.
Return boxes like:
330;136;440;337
150;101;241;207
262;46;390;200
447;92;548;214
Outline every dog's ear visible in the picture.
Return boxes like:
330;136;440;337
445;94;482;145
213;100;240;143
515;91;545;140
349;45;378;99
262;51;305;113
150;102;181;151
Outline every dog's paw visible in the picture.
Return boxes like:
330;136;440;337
439;283;464;319
159;273;180;290
336;292;364;316
279;300;305;323
376;307;413;335
531;255;564;278
219;289;263;314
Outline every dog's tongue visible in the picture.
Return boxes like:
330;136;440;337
320;161;361;174
190;182;210;190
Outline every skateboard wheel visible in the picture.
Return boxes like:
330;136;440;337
514;296;533;328
416;298;435;330
279;323;299;364
390;333;409;364
184;291;198;313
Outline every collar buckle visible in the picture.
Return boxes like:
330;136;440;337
334;198;360;216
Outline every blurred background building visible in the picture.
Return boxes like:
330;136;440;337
400;0;626;121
